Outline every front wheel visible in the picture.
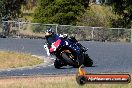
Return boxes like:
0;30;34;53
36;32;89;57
83;54;93;67
54;59;62;69
61;49;84;68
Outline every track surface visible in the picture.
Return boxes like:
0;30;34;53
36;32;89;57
0;38;132;76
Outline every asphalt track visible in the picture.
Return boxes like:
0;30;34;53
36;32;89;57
0;38;132;76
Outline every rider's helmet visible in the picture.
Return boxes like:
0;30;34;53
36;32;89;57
45;28;54;37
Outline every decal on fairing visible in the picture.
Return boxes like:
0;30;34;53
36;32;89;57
50;39;61;52
65;41;69;45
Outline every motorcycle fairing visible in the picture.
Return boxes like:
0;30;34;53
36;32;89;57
61;39;81;56
50;39;62;53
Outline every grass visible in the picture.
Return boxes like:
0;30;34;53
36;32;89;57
0;51;43;69
0;75;131;88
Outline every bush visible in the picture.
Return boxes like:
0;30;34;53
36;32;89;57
77;4;119;27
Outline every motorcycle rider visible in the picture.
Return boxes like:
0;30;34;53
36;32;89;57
45;28;58;48
44;28;66;56
44;28;87;56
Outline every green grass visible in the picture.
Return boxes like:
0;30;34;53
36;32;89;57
0;51;43;69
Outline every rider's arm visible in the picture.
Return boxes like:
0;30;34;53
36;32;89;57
44;43;50;56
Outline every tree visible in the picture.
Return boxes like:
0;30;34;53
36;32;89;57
99;0;132;28
22;0;37;11
0;0;26;20
111;0;132;28
33;0;90;25
0;0;4;18
0;0;4;23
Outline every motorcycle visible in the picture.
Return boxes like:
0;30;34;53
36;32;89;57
44;34;93;69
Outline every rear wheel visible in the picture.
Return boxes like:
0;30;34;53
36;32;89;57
83;54;93;67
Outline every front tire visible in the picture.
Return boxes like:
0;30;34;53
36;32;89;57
54;59;62;69
56;47;84;68
61;51;83;68
83;54;93;67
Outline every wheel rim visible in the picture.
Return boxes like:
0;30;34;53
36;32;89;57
61;50;76;61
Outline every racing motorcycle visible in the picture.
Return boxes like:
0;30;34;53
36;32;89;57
44;33;93;69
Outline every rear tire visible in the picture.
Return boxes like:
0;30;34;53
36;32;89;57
83;54;93;67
